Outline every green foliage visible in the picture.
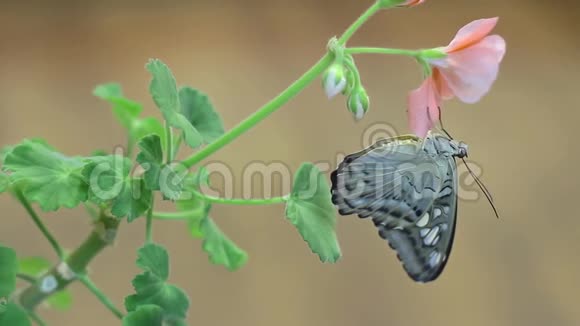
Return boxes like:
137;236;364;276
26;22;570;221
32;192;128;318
0;245;29;325
94;83;166;151
0;303;31;326
0;146;13;164
174;169;248;270
176;169;211;238
123;305;164;326
136;135;187;200
201;218;248;271
146;59;224;150
125;244;190;322
2;140;87;211
18;257;73;310
94;83;142;130
178;87;225;144
0;173;8;194
82;155;151;221
285;163;342;263
0;245;17;298
137;135;164;191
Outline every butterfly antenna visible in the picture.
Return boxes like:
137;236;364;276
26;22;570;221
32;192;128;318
436;106;455;140
461;157;500;219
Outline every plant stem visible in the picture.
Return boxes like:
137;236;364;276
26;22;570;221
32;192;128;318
197;191;288;205
165;122;174;163
17;212;121;317
14;190;65;259
338;2;381;45
153;194;287;220
28;311;47;326
78;275;124;320
172;133;183;159
180;3;383;169
345;47;421;57
16;274;36;284
145;200;154;244
153;211;193;220
182;54;333;168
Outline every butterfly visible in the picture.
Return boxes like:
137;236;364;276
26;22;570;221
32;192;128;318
330;132;474;282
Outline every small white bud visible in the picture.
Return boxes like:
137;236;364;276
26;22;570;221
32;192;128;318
322;63;348;99
346;87;370;121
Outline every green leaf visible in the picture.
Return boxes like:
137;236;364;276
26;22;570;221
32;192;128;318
176;169;211;238
113;178;151;222
133;118;166;150
285;163;341;263
179;87;225;144
123;305;164;326
201;218;248;271
0;245;17;298
94;83;143;131
136;135;163;191
18;257;73;310
136;135;186;200
136;243;169;280
94;83;166;150
146;59;203;149
0;303;31;326
123;305;186;326
18;256;51;276
3;140;88;211
83;155;151;221
0;146;13;165
125;244;189;320
0;173;8;194
46;291;73;311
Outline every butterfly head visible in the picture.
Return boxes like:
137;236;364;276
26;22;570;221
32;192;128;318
451;140;468;158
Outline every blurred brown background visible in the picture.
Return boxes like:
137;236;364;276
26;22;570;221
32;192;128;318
1;0;579;325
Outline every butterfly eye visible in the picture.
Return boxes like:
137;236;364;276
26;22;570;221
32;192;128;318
457;142;468;158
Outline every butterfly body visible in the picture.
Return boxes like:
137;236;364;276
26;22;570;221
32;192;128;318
331;133;467;282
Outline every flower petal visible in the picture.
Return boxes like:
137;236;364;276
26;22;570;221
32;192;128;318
431;35;506;104
445;17;499;53
407;77;441;138
433;68;454;100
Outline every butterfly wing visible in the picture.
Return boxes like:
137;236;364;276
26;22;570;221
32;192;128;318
331;136;444;224
378;156;458;282
331;136;458;282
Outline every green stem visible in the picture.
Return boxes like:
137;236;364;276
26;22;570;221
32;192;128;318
165;122;174;163
18;212;121;316
153;194;287;220
345;47;421;57
14;190;65;259
196;191;288;205
28;311;47;326
338;2;381;45
78;275;124;320
172;133;183;159
153;211;195;220
146;195;154;243
180;2;383;169
182;54;333;168
16;274;36;284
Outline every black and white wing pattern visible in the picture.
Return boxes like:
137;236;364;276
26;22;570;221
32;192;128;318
331;135;459;283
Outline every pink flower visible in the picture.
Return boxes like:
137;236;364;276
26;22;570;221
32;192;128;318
407;17;506;137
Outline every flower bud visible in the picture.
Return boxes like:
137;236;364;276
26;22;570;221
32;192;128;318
322;63;348;99
346;87;370;121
